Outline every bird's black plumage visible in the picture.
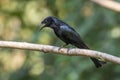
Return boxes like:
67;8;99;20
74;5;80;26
39;16;106;68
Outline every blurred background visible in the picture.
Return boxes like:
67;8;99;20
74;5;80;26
0;0;120;80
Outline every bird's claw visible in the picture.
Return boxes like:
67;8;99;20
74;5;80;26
58;44;68;51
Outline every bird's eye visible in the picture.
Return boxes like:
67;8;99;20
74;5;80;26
44;20;47;23
42;17;53;24
45;19;52;24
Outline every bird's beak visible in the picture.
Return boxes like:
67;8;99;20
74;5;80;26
38;23;46;31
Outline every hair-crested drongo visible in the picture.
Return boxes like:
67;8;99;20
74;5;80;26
39;16;106;68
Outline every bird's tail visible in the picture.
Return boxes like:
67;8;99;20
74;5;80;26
73;42;106;68
90;57;106;68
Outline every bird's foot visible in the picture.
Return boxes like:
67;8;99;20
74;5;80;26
58;47;62;50
58;43;68;51
67;48;70;53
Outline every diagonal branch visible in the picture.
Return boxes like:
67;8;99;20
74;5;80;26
0;41;120;64
91;0;120;12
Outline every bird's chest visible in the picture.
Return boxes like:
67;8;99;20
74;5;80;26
54;28;63;37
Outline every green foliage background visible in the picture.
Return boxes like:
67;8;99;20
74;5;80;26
0;0;120;80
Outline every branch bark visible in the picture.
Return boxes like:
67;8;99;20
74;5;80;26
0;41;120;64
91;0;120;12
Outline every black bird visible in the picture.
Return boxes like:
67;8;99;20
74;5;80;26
39;16;106;68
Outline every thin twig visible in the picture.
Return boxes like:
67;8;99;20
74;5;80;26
0;41;120;64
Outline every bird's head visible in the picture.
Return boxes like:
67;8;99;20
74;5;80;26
38;16;58;30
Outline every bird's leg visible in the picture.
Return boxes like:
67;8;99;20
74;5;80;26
58;43;68;50
62;43;68;47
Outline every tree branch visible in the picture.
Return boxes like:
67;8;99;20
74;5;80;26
91;0;120;12
0;41;120;64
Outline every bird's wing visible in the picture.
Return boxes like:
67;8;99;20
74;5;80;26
60;25;89;49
